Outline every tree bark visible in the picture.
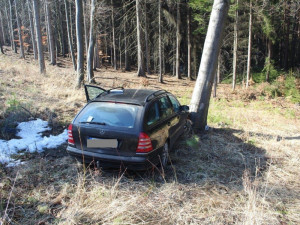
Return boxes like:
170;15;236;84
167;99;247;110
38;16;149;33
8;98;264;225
4;3;13;48
111;0;117;70
87;0;96;83
144;0;150;74
46;0;56;65
176;0;181;79
136;0;145;77
158;0;162;83
83;0;89;58
76;0;84;88
33;0;46;74
232;0;238;91
187;3;191;80
266;39;272;82
14;0;25;58
246;0;252;88
27;0;37;59
124;9;130;71
0;10;6;46
64;0;76;70
9;0;17;53
190;0;229;131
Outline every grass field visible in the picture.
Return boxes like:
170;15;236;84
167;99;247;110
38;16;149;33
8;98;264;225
0;49;299;224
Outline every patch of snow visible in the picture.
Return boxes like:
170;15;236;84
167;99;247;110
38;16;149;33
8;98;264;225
0;119;68;167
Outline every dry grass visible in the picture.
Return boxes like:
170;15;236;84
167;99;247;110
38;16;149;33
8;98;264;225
0;48;300;224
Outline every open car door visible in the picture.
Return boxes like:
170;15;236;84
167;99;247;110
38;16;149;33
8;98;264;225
84;85;106;102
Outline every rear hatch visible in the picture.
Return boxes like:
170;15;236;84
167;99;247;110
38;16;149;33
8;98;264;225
72;102;142;157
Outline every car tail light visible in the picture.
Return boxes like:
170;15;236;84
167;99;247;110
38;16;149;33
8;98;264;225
68;124;75;145
136;132;153;153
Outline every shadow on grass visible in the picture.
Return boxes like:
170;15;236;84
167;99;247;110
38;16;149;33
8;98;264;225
168;128;268;186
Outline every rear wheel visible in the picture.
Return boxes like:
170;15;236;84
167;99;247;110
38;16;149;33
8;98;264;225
160;142;169;168
183;119;193;138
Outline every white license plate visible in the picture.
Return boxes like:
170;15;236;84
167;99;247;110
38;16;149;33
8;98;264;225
87;138;118;148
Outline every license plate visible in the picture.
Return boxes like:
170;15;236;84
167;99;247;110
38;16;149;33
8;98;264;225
87;138;118;148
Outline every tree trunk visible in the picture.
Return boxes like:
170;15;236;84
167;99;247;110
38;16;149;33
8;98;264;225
190;0;229;131
266;39;272;82
87;0;96;83
232;0;238;91
46;0;56;65
246;0;252;88
9;0;17;53
124;10;130;71
187;3;191;80
213;67;217;98
64;0;76;70
76;0;84;88
136;0;145;77
83;0;89;58
158;0;162;83
217;53;221;83
94;37;100;69
119;36;122;70
144;0;150;74
14;0;25;58
32;0;46;74
0;10;6;46
176;0;181;79
27;0;37;59
4;3;13;48
111;0;117;70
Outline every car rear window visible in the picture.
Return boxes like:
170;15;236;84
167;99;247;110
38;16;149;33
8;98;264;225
75;102;139;128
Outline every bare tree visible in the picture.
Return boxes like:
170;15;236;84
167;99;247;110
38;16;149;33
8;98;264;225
190;0;229;131
232;0;238;91
27;0;37;60
136;0;145;77
176;0;181;79
111;0;117;70
158;0;162;83
246;0;252;88
76;0;84;88
33;0;46;74
45;0;56;65
9;0;17;53
64;0;76;70
14;0;25;58
87;0;96;83
187;2;191;80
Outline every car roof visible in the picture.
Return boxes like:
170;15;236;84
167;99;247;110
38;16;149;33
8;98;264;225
92;89;169;106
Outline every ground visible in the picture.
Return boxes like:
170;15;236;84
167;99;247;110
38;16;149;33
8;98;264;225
0;49;299;224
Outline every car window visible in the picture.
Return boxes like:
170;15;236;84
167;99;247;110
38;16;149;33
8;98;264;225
75;102;138;128
168;95;180;113
146;101;160;126
158;96;173;119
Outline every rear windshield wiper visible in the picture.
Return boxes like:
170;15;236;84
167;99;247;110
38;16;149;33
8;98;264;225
79;121;106;125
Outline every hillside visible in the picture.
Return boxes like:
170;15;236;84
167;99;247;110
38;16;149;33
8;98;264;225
0;50;300;224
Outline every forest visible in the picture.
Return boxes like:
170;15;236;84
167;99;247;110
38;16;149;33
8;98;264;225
0;0;299;86
0;0;300;224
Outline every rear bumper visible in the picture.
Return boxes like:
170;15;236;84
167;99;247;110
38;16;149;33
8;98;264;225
66;146;160;170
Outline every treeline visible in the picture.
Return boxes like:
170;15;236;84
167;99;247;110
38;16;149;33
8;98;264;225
0;0;299;89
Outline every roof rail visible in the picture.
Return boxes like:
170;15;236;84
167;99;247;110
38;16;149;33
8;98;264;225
145;90;167;102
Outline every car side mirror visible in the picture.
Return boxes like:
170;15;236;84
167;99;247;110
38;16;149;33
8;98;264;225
179;105;189;112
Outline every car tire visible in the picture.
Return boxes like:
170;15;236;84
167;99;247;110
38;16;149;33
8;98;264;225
183;119;193;138
160;142;169;168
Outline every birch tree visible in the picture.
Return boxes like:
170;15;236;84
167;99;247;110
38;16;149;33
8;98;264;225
246;0;252;88
190;0;229;131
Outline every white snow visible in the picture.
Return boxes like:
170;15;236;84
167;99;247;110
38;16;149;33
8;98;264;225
0;119;68;167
